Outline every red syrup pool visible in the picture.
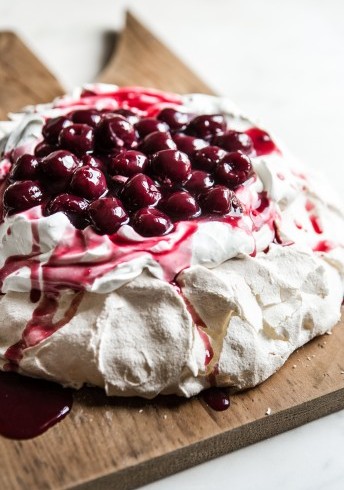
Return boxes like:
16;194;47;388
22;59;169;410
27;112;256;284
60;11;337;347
202;387;230;411
0;371;73;440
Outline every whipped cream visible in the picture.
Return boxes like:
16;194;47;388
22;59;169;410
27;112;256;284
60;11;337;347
0;85;343;397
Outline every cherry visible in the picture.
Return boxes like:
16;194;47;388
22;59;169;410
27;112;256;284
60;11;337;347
185;170;214;195
10;154;40;181
59;124;95;156
135;118;169;138
71;109;102;127
42;116;72;144
215;152;253;188
192;145;226;171
157;108;191;131
71;166;108;200
108;150;148;177
246;128;276;156
82;154;106;172
46;193;89;229
120;173;161;210
132;207;173;237
3;180;45;212
113;109;140;125
88;197;129;234
172;134;208;156
200;185;242;215
186;114;226;140
213;130;253;154
138;131;177;154
95;115;137;151
35;142;57;158
40;150;80;190
160;191;200;220
150;149;191;185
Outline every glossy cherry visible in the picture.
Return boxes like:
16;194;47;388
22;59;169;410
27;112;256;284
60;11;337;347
132;207;173;237
138;131;177;154
95;115;137;151
3;180;45;212
150;149;191;185
160;191;200;220
135;118;169;138
157;108;191;131
70;166;108;200
108;150;148;177
215;152;253;188
58;124;95;156
213;130;253;154
185;170;214;195
82;154;106;172
46;193;89;229
40;150;80;191
113;109;139;125
71;109;102;127
200;185;242;215
192;145;226;171
10;154;40;181
88;197;129;234
34;142;57;158
172;134;208;156
186;114;226;140
120;173;161;210
42;116;72;144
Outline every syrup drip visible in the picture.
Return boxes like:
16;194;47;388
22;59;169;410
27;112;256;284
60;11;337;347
0;371;73;440
202;387;230;411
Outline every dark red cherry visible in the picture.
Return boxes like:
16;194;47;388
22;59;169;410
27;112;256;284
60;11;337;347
34;142;57;157
3;180;45;212
157;108;191;131
108;150;148;177
59;124;95;156
10;154;40;181
200;185;242;215
185;170;214;195
132;207;173;237
215;152;253;188
172;134;208;156
135;118;169;138
42;116;72;144
160;191;200;220
71;166;108;200
138;131;177;154
95;115;137;151
150;149;191;185
40;150;80;188
82;154;106;172
120;173;161;210
192;145;226;171
71;109;102;127
46;193;89;229
113;109;140;125
88;197;129;234
186;114;226;140
213;130;253;154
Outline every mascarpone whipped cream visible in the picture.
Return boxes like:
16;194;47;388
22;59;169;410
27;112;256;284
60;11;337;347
0;84;343;397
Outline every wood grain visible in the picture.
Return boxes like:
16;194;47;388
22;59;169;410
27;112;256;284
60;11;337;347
97;12;213;94
0;32;64;119
0;11;343;490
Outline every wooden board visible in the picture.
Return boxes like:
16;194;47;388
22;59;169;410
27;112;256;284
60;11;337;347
0;11;344;490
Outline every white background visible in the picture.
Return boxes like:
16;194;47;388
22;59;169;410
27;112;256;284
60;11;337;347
1;1;344;489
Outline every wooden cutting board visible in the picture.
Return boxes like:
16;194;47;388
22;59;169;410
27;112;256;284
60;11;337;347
0;12;344;490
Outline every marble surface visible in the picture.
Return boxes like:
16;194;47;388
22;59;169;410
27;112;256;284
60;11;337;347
0;0;344;488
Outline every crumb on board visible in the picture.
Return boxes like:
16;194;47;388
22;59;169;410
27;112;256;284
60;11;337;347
325;331;333;335
163;414;167;420
139;409;143;414
265;407;272;416
292;364;297;369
